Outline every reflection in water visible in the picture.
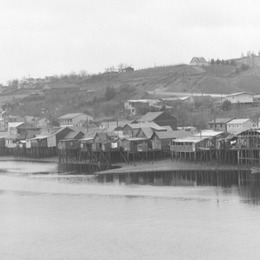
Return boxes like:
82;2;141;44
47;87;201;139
1;161;260;259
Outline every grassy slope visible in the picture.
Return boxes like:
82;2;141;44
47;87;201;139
2;63;260;119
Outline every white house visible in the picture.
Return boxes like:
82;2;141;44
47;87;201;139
124;99;158;116
58;113;93;127
224;92;254;104
226;118;255;134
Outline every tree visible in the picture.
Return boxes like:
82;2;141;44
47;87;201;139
79;70;88;77
230;60;236;66
210;59;215;66
221;100;232;111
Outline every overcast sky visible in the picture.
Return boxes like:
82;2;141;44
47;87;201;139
1;0;260;83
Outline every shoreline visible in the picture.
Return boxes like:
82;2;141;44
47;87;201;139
97;159;242;175
0;156;59;164
0;156;245;174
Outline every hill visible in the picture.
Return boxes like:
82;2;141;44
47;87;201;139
75;63;260;95
1;62;260;120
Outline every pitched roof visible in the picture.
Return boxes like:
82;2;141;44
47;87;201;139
190;57;208;63
137;112;164;122
17;122;39;129
125;137;149;142
225;92;254;97
193;130;224;138
173;136;208;143
227;118;252;125
42;85;51;90
138;127;154;139
208;118;234;124
58;113;84;119
154;129;190;140
126;122;166;131
63;131;84;139
8;122;24;128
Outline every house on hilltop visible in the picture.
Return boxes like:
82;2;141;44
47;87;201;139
122;67;134;72
223;92;254;104
42;83;81;95
190;57;209;66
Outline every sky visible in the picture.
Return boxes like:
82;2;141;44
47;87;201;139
1;0;260;83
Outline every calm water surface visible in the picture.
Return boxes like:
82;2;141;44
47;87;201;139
0;161;260;260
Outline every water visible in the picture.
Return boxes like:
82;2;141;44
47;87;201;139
1;161;260;259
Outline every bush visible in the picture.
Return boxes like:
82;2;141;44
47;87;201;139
105;87;116;100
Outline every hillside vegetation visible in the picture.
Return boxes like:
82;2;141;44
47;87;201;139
1;63;260;121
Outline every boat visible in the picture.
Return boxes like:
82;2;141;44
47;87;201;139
250;167;260;174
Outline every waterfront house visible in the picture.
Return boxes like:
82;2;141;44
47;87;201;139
58;113;93;127
207;118;233;132
235;129;260;149
58;131;84;151
16;122;40;136
135;111;178;130
122;122;166;137
29;127;73;149
30;134;56;149
120;137;149;153
5;134;19;149
192;130;225;148
79;133;96;152
170;136;209;153
226;118;255;134
92;133;110;152
151;129;191;152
